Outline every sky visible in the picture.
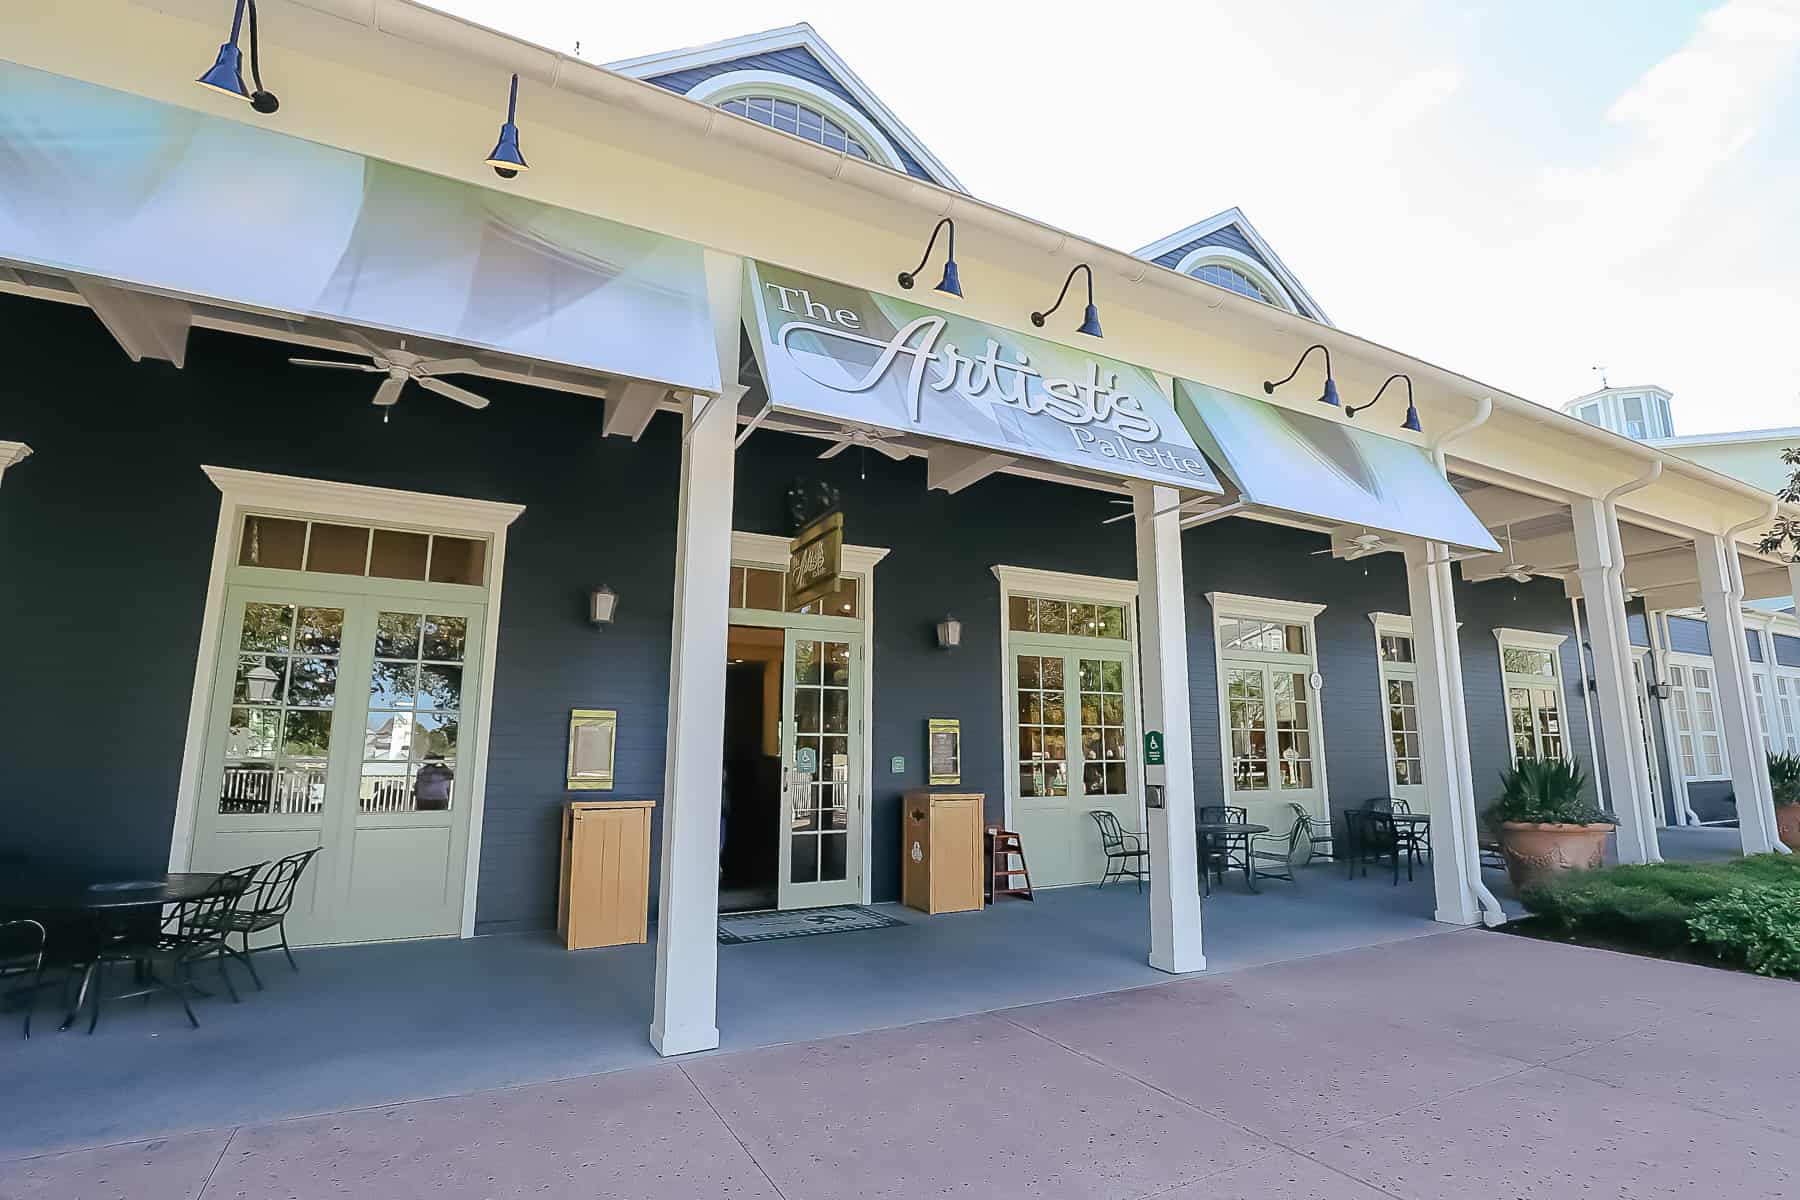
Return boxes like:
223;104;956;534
434;0;1800;435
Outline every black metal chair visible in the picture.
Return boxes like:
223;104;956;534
194;846;321;989
1249;812;1311;884
0;919;47;1039
1088;811;1148;892
84;863;261;1032
1352;811;1411;885
1391;798;1431;864
1290;801;1333;861
1197;805;1250;888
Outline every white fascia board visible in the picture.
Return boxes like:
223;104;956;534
1130;207;1332;326
605;22;965;192
1649;427;1800;450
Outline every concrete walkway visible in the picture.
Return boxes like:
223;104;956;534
5;929;1794;1199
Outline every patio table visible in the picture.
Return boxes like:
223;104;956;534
1194;821;1270;893
0;870;231;1031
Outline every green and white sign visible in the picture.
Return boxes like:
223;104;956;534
745;260;1224;493
1143;730;1165;766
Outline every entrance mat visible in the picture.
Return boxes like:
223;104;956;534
718;905;907;945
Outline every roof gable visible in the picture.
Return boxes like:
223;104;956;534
608;24;961;191
1133;209;1330;325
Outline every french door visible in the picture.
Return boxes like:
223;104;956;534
777;630;864;909
191;584;484;944
1224;662;1324;829
1011;645;1138;887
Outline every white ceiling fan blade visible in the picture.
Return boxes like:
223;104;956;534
289;358;380;372
372;375;407;407
416;376;491;410
817;441;852;460
415;357;484;378
871;440;911;462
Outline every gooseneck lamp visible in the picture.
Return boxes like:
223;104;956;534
897;218;962;299
197;0;279;114
1263;343;1339;408
486;74;529;178
1031;264;1102;338
1347;372;1424;433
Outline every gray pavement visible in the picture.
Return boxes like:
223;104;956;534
4;928;1793;1200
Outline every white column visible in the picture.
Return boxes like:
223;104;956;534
1404;541;1484;925
1571;498;1661;863
650;252;744;1056
1695;533;1783;855
1132;483;1204;973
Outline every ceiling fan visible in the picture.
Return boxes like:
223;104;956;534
1495;524;1538;583
817;426;910;461
1312;530;1392;560
288;335;492;412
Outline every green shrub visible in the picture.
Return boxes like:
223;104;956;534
1689;887;1800;977
1490;757;1608;825
1520;855;1800;952
1769;752;1800;808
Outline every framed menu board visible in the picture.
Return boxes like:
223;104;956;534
927;718;961;786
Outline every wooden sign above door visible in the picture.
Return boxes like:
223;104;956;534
787;511;845;610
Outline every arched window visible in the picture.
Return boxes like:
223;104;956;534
1190;262;1276;305
1174;248;1297;312
718;96;872;160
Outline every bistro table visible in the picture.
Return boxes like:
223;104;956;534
0;870;230;1031
1194;821;1271;893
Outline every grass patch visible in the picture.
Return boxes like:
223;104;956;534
1516;854;1800;975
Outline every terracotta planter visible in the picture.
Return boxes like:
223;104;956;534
1498;821;1615;892
1777;804;1800;853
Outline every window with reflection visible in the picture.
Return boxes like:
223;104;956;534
238;515;486;586
360;611;466;813
1500;639;1567;762
221;602;345;815
718;95;873;159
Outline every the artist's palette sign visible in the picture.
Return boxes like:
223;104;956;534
745;261;1222;493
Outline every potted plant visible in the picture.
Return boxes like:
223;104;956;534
1489;757;1613;890
1770;752;1800;851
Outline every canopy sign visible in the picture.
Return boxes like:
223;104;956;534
0;62;718;394
1175;380;1501;553
745;261;1222;493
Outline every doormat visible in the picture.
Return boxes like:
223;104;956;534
717;905;907;945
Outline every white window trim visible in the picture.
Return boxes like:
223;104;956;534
171;467;525;938
1493;628;1572;764
992;565;1142;831
1368;613;1421;793
1667;650;1733;782
1171;246;1298;313
686;71;907;172
734;530;889;903
0;440;31;488
1207;592;1330;809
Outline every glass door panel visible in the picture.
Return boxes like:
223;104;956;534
1225;662;1323;828
778;632;861;908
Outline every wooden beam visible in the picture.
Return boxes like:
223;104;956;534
70;275;191;367
602;380;666;441
926;444;1015;494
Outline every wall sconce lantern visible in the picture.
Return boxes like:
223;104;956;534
935;615;963;650
1263;343;1339;407
589;585;618;627
486;73;529;178
245;662;280;702
1650;680;1672;702
1347;372;1424;433
898;217;962;299
197;0;280;114
1031;264;1102;338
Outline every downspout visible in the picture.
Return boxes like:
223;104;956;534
1603;461;1663;855
1429;398;1506;926
1724;501;1790;853
1570;595;1608;812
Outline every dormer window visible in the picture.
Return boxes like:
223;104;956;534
719;95;873;160
1175;249;1297;313
1191;262;1276;305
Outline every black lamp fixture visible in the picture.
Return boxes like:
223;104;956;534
485;73;529;178
935;615;963;650
1031;264;1102;338
1263;343;1339;407
898;218;962;299
197;0;280;114
1347;372;1424;433
588;585;618;627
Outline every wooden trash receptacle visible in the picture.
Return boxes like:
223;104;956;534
559;800;655;950
902;790;985;915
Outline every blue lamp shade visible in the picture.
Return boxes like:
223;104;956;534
486;121;528;176
1077;302;1103;339
935;259;962;299
1321;377;1341;407
196;41;249;101
1402;403;1423;433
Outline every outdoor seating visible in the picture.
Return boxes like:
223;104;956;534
192;847;322;989
1088;810;1148;891
1249;812;1312;884
0;919;47;1038
1290;801;1333;861
82;863;261;1032
1347;811;1411;885
1196;805;1251;890
1391;798;1431;862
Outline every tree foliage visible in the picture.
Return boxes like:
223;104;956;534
1757;445;1800;561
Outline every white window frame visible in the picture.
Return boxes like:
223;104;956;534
1493;628;1572;764
1773;667;1800;757
1368;612;1427;796
685;71;907;171
732;531;888;903
1666;651;1731;782
1207;592;1329;808
1170;246;1299;313
993;565;1142;831
171;467;524;938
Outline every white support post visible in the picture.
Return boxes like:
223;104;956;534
650;252;744;1056
1404;541;1488;925
1571;498;1661;863
1132;482;1205;973
1695;533;1783;855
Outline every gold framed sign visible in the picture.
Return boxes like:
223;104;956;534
566;709;618;791
927;717;962;786
787;510;844;610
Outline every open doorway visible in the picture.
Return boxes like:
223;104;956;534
722;625;784;913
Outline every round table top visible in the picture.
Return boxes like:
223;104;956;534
1194;821;1271;836
0;871;228;914
1388;812;1431;824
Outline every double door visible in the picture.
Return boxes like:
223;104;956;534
190;584;484;945
1224;662;1324;829
777;629;864;909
